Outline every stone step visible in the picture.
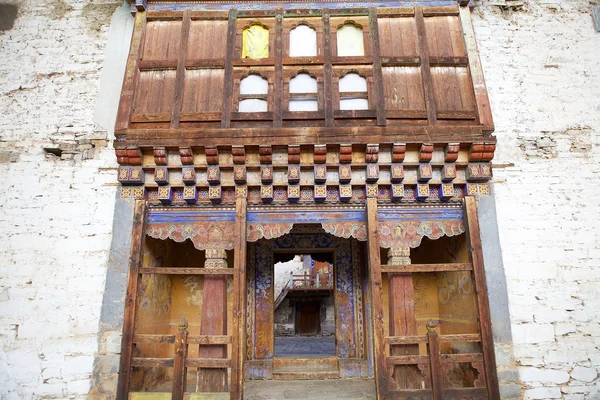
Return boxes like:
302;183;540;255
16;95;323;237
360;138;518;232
272;369;340;380
273;356;338;371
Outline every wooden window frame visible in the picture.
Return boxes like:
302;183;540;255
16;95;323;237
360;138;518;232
330;16;372;63
231;69;275;121
235;18;276;66
333;67;376;119
283;18;324;64
282;68;325;120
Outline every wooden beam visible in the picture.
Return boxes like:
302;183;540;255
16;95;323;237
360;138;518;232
131;357;174;368
366;197;388;399
369;7;386;126
172;321;189;400
115;11;146;132
273;9;284;128
116;200;147;400
231;198;247;400
385;335;428;345
381;263;472;273
386;355;429;365
198;250;229;392
415;7;437;126
460;6;494;135
170;10;191;129
323;9;334;127
115;125;490;148
464;196;501;399
139;267;234;275
188;335;232;345
220;9;237;128
427;328;444;399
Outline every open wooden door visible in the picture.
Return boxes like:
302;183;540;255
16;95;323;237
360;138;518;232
367;198;500;400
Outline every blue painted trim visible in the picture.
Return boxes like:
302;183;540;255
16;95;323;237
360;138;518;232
148;1;457;12
378;207;463;221
147;210;236;223
247;209;366;223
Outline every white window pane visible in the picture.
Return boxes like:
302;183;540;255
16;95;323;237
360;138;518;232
290;25;317;57
339;72;367;92
290;73;317;93
340;98;369;110
240;74;268;95
239;99;268;112
289;98;318;112
337;24;364;56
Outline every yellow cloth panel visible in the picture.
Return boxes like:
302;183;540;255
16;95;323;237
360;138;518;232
242;25;269;59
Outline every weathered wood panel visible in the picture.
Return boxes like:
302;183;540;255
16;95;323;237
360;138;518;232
377;17;418;58
142;20;182;62
382;66;425;112
182;69;225;114
423;16;466;58
133;70;177;117
431;66;475;114
187;20;229;60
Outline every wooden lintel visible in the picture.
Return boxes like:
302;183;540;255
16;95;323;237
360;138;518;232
381;263;472;273
114;125;490;149
131;357;174;368
386;355;429;365
188;335;233;345
385;335;428;345
139;267;234;275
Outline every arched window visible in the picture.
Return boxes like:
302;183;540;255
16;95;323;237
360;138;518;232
336;23;364;56
242;24;269;59
339;72;368;110
289;73;318;112
239;74;268;112
289;24;317;57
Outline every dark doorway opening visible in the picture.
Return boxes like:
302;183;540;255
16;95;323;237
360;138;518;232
273;253;335;357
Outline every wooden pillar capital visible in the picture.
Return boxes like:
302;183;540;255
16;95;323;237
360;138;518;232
205;248;228;269
387;246;411;266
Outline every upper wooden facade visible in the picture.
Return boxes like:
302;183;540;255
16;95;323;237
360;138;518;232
114;1;493;151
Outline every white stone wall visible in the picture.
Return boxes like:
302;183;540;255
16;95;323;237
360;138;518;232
0;1;126;398
474;1;600;398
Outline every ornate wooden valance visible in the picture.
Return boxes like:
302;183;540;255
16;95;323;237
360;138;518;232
146;209;237;250
146;205;463;250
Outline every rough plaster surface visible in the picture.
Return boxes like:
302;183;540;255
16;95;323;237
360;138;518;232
0;0;598;398
0;0;128;399
473;0;600;398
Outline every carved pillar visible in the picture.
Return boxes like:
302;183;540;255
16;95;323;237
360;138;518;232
197;248;228;392
387;246;421;390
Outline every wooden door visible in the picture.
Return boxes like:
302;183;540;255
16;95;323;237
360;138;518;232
295;302;320;336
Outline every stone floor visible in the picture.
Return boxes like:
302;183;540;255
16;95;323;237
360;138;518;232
243;379;377;399
274;336;336;356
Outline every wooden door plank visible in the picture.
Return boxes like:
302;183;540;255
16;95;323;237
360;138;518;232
221;9;237;128
171;10;191;128
115;11;146;132
459;7;494;134
464;196;500;399
231;198;247;400
415;7;437;126
366;198;388;399
116;200;148;400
